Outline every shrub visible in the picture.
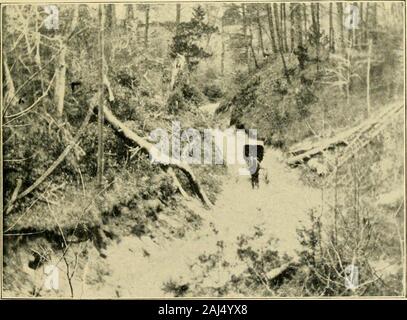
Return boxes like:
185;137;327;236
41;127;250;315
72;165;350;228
203;84;223;102
181;82;205;106
168;83;205;114
167;89;187;114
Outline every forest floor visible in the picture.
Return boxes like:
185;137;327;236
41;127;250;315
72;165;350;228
82;103;321;298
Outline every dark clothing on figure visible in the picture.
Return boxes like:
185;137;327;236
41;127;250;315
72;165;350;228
251;167;260;189
249;157;261;189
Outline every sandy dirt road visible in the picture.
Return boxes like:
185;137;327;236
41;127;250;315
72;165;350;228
84;145;320;298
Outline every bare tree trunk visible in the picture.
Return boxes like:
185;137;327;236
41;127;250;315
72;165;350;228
273;3;290;84
290;3;295;52
311;3;321;72
282;4;288;52
34;7;44;93
105;4;116;29
311;4;317;65
346;48;351;106
53;6;78;117
266;4;277;53
3;53;17;108
242;4;250;71
337;3;344;49
103;105;213;208
329;3;335;52
366;39;372;118
125;4;134;28
169;54;186;92
295;4;303;48
144;5;150;50
359;2;364;48
365;3;370;43
249;25;259;69
256;8;265;57
54;38;66;117
352;2;358;48
303;4;308;43
176;4;181;24
221;17;225;76
70;5;79;35
5;178;22;214
126;4;134;20
97;5;105;186
311;4;316;32
280;3;284;45
372;3;377;43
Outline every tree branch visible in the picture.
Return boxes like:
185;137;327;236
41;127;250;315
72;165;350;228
15;102;95;201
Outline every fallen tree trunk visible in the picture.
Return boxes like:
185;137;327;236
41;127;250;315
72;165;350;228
5;179;22;215
103;105;213;208
14;102;95;202
287;135;348;166
266;262;298;283
289;132;349;157
288;116;378;160
332;103;403;171
167;167;190;199
287;101;404;166
3;53;18;108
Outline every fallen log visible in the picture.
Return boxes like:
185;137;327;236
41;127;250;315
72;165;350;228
330;104;403;173
5;179;22;215
103;105;213;208
288;117;379;161
287;136;348;166
289;131;350;157
167;167;190;199
287;102;404;166
266;262;298;283
14;102;95;202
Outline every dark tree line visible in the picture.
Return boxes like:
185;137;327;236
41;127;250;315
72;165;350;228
224;2;380;72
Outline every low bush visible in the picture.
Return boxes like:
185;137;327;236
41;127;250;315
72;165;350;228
181;82;205;106
203;84;223;102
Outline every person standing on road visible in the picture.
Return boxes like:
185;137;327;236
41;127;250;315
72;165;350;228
247;156;261;189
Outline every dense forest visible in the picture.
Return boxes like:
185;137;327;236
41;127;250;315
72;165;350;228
2;2;404;297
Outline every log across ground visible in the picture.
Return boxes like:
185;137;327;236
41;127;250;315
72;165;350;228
286;99;404;168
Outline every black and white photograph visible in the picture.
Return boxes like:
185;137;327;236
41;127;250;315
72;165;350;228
1;1;405;299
